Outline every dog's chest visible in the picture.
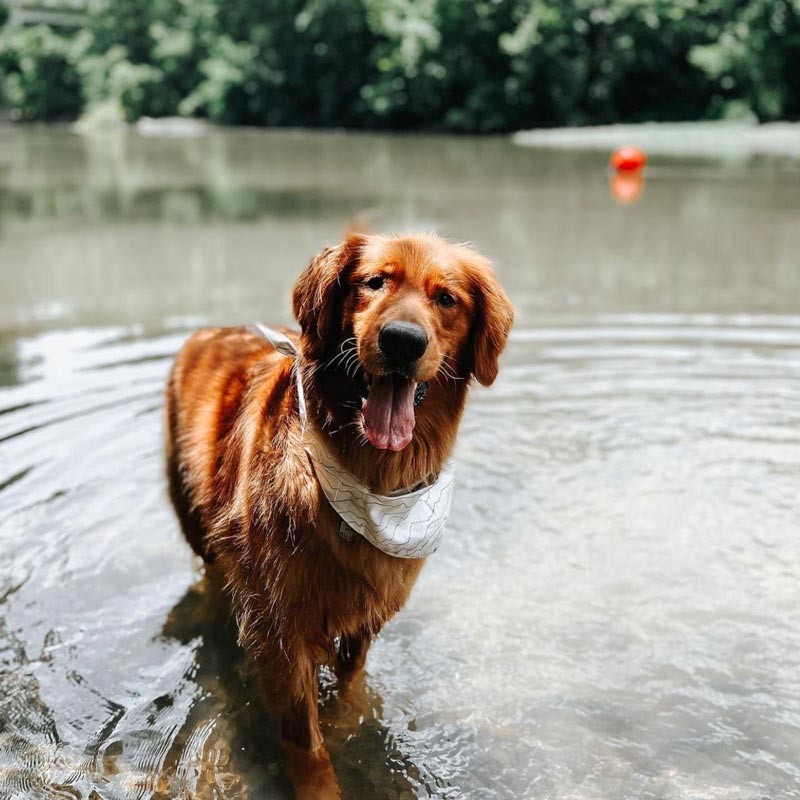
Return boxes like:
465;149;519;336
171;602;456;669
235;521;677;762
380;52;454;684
300;499;424;638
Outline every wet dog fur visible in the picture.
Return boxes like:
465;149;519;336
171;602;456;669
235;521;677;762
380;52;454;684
164;232;513;798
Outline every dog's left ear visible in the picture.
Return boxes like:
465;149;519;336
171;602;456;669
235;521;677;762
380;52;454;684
293;234;366;361
466;256;514;387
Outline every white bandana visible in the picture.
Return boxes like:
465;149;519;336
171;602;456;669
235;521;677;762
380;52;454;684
252;324;454;559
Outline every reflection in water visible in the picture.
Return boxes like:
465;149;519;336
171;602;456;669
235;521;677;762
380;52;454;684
2;127;800;330
1;128;800;799
609;170;645;204
0;183;375;225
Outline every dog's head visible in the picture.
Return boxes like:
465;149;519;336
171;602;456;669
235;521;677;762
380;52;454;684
293;233;513;451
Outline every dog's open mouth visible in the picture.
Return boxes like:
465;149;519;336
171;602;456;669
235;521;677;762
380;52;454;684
360;374;428;451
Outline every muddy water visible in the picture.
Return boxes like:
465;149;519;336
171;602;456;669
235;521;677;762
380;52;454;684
1;126;800;800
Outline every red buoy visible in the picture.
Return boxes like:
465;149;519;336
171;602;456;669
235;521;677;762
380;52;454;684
610;146;647;172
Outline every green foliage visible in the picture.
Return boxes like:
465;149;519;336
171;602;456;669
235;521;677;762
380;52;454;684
79;44;162;122
86;0;212;118
363;0;519;131
690;0;800;120
498;0;722;127
0;0;798;129
179;35;258;121
0;25;86;120
209;0;377;126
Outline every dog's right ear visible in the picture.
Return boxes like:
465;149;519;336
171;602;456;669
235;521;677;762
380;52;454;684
292;235;366;361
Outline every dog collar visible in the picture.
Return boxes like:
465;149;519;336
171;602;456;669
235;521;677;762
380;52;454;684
252;323;454;559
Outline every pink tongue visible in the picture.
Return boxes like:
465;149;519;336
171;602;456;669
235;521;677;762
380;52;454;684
363;376;416;451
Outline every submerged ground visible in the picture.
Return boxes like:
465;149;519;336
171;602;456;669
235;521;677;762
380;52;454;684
1;125;800;799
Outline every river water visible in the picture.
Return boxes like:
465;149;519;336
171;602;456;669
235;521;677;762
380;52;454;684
1;126;800;800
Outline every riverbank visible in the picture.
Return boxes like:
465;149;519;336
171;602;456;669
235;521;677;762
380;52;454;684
513;121;800;159
3;116;800;161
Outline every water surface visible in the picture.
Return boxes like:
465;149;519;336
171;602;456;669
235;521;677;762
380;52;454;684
1;126;800;800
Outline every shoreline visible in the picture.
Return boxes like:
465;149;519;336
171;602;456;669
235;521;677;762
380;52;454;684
513;121;800;159
2;117;799;159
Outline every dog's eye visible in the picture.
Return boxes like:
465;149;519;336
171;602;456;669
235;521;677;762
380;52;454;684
438;292;456;308
365;276;385;291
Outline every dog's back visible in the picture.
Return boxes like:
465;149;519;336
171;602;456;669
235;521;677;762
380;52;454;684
165;326;291;560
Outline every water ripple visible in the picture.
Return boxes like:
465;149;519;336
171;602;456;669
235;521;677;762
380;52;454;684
1;318;800;799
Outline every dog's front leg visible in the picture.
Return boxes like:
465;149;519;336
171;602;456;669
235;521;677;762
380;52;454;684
278;660;341;800
334;631;371;688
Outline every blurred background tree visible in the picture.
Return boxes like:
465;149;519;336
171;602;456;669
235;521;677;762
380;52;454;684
0;0;797;129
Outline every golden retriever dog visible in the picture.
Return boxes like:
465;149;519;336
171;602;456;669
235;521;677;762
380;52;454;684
164;232;513;798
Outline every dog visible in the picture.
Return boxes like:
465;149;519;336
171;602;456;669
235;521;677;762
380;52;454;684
164;232;513;798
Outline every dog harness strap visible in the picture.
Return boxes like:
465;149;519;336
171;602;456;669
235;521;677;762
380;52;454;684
252;323;307;430
252;322;454;560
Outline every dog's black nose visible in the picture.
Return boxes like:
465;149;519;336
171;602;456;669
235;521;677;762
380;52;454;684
379;321;428;365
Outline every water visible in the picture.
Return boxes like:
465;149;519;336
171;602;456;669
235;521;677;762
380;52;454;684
1;125;800;800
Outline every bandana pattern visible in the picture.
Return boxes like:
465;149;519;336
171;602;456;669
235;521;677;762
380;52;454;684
306;435;454;558
252;323;454;559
